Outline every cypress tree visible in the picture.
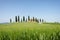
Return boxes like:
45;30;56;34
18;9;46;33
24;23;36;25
40;19;41;22
28;16;30;21
18;16;20;22
10;18;12;23
15;16;17;22
23;16;25;22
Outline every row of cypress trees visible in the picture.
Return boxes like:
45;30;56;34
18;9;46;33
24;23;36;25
10;16;44;23
14;16;30;22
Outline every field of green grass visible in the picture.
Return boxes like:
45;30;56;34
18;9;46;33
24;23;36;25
0;22;60;40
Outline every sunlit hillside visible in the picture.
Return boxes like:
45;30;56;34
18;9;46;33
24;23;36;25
0;22;60;40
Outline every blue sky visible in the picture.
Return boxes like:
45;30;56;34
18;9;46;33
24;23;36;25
0;0;60;23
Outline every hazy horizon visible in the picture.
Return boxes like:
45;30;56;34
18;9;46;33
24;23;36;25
0;0;60;23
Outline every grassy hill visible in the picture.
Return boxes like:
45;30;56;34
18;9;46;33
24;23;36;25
0;22;60;40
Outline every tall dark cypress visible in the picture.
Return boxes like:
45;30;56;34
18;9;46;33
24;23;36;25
15;16;17;22
18;16;20;22
23;16;25;21
28;16;30;21
10;18;12;23
40;19;41;22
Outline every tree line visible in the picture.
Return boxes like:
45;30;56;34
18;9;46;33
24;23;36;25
10;16;44;23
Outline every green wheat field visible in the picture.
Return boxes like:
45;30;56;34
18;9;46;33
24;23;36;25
0;22;60;40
